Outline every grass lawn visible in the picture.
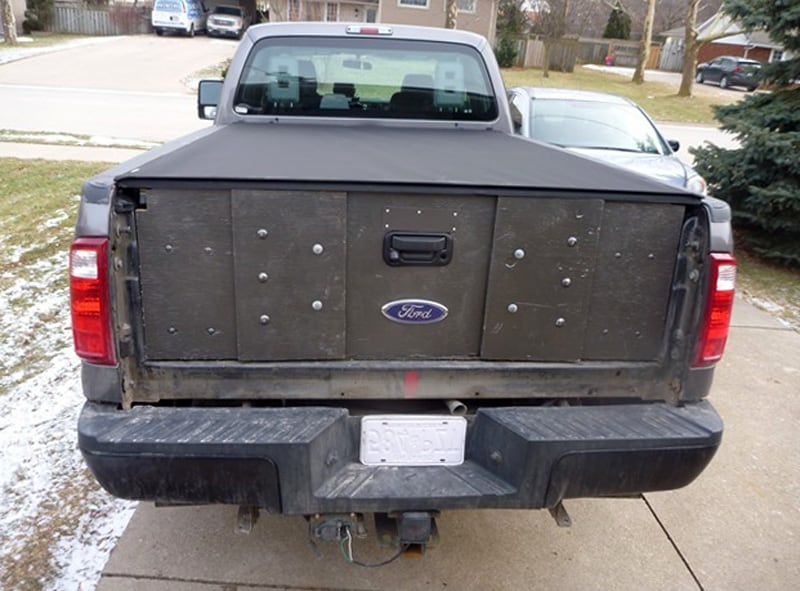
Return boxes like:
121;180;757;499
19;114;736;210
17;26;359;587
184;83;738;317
0;159;109;390
0;33;90;50
501;67;730;125
735;248;800;330
0;159;107;289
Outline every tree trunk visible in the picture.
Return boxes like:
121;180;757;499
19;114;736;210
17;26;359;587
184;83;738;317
1;0;17;46
543;42;551;78
677;0;700;97
632;0;656;84
445;0;457;29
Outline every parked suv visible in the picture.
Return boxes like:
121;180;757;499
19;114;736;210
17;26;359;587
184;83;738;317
696;56;761;91
207;4;252;39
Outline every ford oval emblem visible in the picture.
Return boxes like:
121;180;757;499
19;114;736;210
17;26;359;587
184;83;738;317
381;299;449;325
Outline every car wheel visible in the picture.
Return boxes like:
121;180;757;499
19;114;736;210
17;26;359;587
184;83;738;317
155;28;163;36
696;72;704;84
747;85;757;92
188;24;195;37
720;75;729;89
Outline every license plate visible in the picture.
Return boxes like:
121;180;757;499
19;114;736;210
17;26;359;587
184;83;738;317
360;415;466;466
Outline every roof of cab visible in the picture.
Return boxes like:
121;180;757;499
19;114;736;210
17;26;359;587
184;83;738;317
244;21;489;49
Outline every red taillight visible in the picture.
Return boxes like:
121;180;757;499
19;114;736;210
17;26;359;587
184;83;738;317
693;253;736;367
70;237;116;366
733;66;743;73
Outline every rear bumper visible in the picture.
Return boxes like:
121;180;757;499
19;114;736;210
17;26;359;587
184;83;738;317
79;401;722;515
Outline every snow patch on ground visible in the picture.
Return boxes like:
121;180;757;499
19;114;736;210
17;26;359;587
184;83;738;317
0;131;160;150
0;245;135;589
748;296;784;315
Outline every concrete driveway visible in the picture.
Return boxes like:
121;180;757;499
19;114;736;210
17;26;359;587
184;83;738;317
0;35;236;142
95;299;800;591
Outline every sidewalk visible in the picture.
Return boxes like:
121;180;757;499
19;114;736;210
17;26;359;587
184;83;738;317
0;142;145;163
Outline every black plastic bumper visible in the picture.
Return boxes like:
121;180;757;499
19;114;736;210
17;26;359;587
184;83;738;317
78;401;722;515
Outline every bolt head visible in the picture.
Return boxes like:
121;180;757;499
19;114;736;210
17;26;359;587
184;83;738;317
514;248;526;260
507;303;519;314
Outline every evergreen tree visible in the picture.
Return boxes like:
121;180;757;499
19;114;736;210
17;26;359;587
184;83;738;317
691;0;800;266
603;2;631;40
494;0;528;67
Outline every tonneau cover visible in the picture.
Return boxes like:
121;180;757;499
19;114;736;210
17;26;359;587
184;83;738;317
115;123;699;200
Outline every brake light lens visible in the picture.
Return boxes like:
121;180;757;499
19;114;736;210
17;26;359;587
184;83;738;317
693;253;736;367
70;238;116;365
345;25;393;35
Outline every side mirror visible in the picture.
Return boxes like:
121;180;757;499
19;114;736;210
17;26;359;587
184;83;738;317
198;80;223;120
667;139;680;152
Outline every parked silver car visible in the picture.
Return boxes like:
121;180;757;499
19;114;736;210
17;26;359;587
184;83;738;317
508;87;707;194
207;4;252;39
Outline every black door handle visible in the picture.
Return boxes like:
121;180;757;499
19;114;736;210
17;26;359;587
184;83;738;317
384;232;453;266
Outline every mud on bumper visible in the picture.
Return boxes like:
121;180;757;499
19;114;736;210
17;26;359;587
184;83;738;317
78;401;722;515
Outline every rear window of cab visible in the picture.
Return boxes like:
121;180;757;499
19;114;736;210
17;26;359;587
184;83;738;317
233;36;499;122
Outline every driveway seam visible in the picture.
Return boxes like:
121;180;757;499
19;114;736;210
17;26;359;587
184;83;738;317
642;494;705;591
100;573;380;591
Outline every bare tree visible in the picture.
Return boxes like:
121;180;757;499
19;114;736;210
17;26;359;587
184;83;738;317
677;0;701;96
532;0;570;78
677;6;728;97
632;0;655;83
445;0;457;29
1;0;17;46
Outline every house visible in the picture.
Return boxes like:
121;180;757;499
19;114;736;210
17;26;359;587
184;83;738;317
0;0;26;37
658;12;785;71
267;0;498;45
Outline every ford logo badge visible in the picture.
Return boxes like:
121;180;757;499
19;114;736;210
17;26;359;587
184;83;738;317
381;299;449;325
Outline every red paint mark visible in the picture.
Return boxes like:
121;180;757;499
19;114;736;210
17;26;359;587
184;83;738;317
404;371;419;399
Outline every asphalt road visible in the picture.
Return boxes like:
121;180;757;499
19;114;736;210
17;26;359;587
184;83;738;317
0;35;236;142
2;36;796;590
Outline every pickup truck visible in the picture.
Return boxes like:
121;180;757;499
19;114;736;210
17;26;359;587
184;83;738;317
72;23;735;557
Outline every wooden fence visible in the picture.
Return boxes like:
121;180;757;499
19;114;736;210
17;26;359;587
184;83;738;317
53;4;153;35
515;37;578;72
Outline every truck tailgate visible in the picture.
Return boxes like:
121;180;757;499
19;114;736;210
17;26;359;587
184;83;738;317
133;190;684;363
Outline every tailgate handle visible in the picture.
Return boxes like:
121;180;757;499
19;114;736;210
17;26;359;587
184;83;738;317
384;232;452;266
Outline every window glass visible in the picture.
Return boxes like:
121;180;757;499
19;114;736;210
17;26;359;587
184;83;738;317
529;99;667;155
399;0;429;7
214;6;242;15
155;0;183;12
234;37;498;121
457;0;476;12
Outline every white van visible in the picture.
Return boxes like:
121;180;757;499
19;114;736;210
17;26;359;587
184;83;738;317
152;0;209;37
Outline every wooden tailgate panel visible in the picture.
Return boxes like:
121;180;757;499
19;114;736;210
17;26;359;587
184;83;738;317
481;198;684;362
231;190;347;361
136;190;238;360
